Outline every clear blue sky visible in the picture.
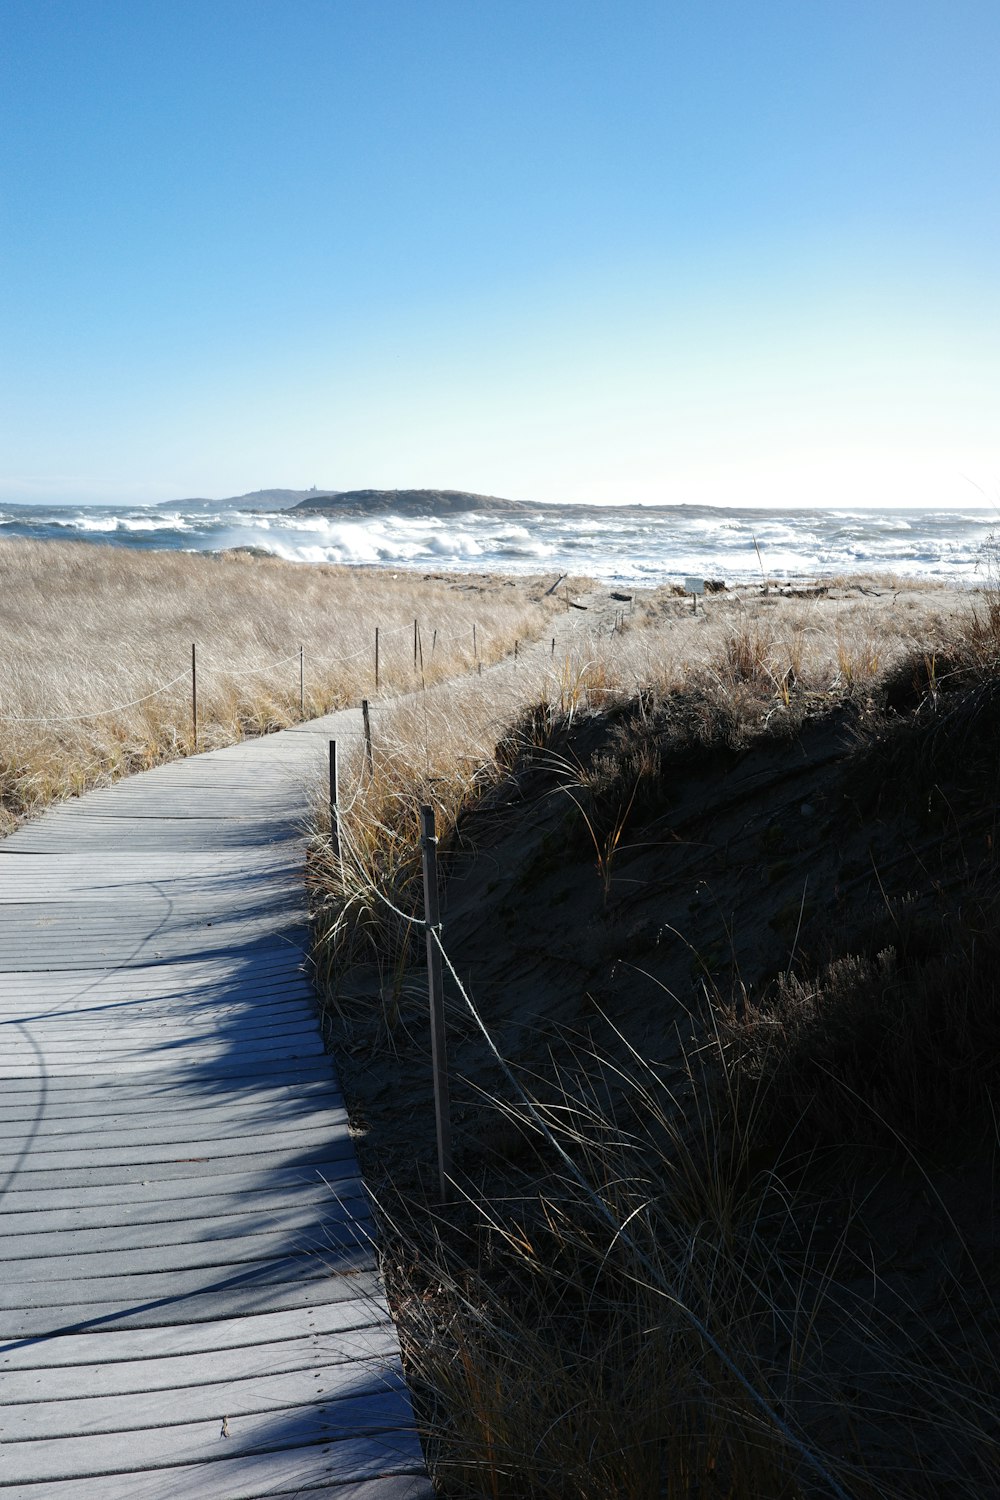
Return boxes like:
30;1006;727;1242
2;0;998;508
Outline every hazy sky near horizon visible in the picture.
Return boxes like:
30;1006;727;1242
2;1;998;510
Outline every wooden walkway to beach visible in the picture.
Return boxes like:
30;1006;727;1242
0;711;431;1498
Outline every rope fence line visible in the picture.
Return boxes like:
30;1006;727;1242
0;671;191;725
1;592;602;732
306;641;372;667
354;855;852;1500
197;646;305;679
0;617;504;729
316;724;851;1500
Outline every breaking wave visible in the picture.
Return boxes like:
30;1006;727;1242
1;498;997;587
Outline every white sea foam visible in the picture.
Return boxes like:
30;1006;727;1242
2;498;996;586
70;513;123;532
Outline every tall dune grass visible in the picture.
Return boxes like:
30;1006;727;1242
309;578;1000;1497
310;582;972;969
0;538;560;834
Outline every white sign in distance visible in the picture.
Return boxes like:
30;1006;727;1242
684;577;705;595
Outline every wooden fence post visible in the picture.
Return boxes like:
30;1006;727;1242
191;643;198;752
414;618;418;671
375;627;380;692
361;699;374;776
420;804;452;1202
329;740;340;861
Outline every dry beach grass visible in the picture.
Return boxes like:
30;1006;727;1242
310;575;1000;1497
3;535;997;1495
309;576;969;972
0;538;561;834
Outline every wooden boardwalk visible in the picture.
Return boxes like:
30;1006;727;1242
0;712;432;1498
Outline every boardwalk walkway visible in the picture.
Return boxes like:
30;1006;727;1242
0;709;432;1498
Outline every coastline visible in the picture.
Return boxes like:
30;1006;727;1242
1;498;996;588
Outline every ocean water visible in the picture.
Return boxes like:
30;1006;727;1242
2;498;997;588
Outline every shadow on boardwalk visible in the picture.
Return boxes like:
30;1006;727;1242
0;718;431;1496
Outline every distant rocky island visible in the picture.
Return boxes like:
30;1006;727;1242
159;488;340;511
156;487;532;516
290;488;530;516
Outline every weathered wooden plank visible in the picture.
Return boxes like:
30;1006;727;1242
0;1140;355;1188
0;921;304;946
6;810;305;829
0;1057;337;1087
0;1299;393;1371
0;1182;362;1234
0;1093;345;1140
0;1360;406;1442
0;990;317;1022
0;1387;419;1482
0;1078;340;1123
0;890;303;911
61;787;306;805
0;992;317;1020
0;849;301;877
1;1164;360;1211
3;827;303;852
49;783;305;803
0;990;316;1014
0;1197;369;1258
0;1025;325;1059
0;1208;375;1278
0;1332;400;1406
0;1181;364;1236
0;926;311;970
0;944;312;977
0;968;314;1001
0;1455;430;1500
0;882;303;915
0;971;316;1001
0;1160;365;1216
0;1058;320;1080
0;1024;323;1058
0;1272;383;1336
0;1125;355;1176
0;1251;368;1312
0;1040;326;1074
